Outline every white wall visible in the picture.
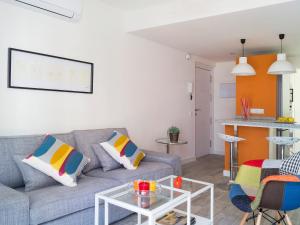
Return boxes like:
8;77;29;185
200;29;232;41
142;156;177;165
0;0;206;161
289;56;300;152
211;61;236;155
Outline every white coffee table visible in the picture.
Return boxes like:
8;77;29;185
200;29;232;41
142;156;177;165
157;175;214;225
95;175;214;225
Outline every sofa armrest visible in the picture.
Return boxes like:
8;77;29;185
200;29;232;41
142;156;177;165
142;150;182;175
0;183;29;225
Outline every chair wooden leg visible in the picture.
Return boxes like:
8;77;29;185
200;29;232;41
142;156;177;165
239;213;249;225
285;213;293;225
275;211;282;225
256;212;262;225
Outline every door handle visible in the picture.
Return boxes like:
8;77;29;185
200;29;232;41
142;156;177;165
195;109;200;112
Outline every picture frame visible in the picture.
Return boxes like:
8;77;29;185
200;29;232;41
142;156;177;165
8;48;94;94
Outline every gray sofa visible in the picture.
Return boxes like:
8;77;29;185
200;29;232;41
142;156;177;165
0;128;181;225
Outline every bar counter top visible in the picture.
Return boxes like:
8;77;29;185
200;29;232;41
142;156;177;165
222;118;300;130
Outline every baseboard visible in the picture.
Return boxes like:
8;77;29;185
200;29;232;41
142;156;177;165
181;156;197;165
210;149;225;155
223;170;230;177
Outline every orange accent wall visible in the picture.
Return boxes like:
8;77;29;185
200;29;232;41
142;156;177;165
224;126;270;170
236;54;278;117
224;54;277;171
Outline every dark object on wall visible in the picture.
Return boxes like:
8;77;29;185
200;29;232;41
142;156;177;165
8;48;93;94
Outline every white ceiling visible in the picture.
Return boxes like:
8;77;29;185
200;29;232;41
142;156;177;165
130;1;300;62
98;0;173;10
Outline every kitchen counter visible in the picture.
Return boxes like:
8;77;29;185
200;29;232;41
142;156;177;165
221;118;300;176
222;118;300;130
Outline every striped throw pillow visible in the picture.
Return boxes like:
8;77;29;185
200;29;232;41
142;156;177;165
23;135;90;187
100;131;145;170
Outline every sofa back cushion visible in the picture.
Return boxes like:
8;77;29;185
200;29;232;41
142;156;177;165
73;128;128;173
0;133;75;188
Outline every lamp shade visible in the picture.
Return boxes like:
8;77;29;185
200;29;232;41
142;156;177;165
268;53;296;75
231;57;256;76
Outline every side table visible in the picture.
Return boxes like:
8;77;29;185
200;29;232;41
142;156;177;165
155;138;188;154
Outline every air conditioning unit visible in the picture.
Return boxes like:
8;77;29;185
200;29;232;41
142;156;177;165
14;0;82;20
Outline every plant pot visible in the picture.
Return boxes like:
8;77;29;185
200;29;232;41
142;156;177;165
169;133;179;143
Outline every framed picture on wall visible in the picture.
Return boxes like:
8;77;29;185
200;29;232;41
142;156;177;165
8;48;94;94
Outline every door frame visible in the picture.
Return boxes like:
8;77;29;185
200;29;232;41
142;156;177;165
195;62;214;158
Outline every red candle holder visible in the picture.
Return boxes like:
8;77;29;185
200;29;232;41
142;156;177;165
139;181;150;196
173;176;182;189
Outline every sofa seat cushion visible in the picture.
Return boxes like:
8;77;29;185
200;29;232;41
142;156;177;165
21;175;120;225
86;161;173;183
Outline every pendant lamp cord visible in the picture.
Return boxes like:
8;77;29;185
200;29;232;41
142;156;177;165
240;39;246;57
279;34;285;53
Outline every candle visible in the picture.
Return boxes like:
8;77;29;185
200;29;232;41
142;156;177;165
134;180;141;191
139;181;150;196
149;180;156;192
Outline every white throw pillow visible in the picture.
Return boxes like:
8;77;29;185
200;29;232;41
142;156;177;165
23;135;90;187
100;131;145;170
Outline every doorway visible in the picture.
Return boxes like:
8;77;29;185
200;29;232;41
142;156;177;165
195;66;212;158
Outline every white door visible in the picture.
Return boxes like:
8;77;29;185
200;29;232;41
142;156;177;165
195;67;212;157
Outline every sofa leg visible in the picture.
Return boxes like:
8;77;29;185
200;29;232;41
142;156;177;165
239;213;249;225
256;211;262;225
285;213;293;225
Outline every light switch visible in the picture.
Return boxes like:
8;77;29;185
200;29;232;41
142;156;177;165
250;108;264;114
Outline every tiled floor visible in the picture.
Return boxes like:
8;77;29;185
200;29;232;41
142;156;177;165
113;155;300;225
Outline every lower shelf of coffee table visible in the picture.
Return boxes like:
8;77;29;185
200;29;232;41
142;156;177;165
138;210;212;225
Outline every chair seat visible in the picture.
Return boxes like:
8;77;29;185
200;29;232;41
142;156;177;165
218;133;245;143
266;136;300;145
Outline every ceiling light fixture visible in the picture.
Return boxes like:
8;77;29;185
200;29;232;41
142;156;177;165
268;34;296;75
231;39;256;76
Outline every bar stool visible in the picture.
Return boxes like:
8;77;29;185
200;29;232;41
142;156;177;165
266;136;300;160
218;133;245;181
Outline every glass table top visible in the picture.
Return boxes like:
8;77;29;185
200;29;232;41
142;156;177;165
97;183;187;211
155;138;188;145
157;176;213;196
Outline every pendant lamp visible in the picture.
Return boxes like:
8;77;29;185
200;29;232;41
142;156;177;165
268;34;296;75
231;39;256;76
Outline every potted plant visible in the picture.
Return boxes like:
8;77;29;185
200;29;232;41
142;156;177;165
168;126;180;143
